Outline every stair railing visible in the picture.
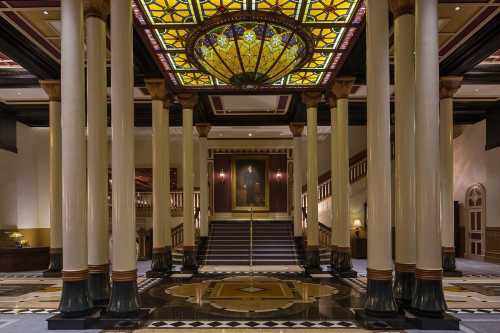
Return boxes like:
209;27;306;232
249;207;253;270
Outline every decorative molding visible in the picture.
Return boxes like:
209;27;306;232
389;0;415;19
88;263;109;273
84;0;110;20
289;123;305;137
39;80;61;101
415;268;443;281
144;78;167;100
440;76;463;99
395;262;416;273
326;93;337;109
177;93;198;109
331;76;355;99
301;92;322;108
196;123;212;138
366;268;392;281
62;269;89;282
111;269;137;282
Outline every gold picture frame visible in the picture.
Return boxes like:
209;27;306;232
231;156;270;211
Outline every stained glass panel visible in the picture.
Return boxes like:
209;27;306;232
197;0;246;20
286;71;323;85
167;53;196;69
155;28;189;50
303;0;358;24
140;0;197;25
177;71;214;86
311;27;344;50
252;0;302;20
302;51;332;69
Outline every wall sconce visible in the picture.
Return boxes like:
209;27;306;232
275;169;283;182
353;219;362;238
218;168;226;183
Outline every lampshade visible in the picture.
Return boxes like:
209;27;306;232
352;219;362;228
186;11;314;88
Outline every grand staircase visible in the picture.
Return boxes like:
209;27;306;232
203;221;301;266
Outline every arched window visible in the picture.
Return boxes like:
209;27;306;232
465;184;486;258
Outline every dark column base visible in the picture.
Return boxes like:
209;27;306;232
59;277;94;318
405;311;460;330
88;270;110;306
197;236;208;260
305;246;321;273
411;271;447;318
330;247;338;272
164;246;173;271
355;309;408;330
107;271;140;317
294;236;305;263
147;247;170;277
442;248;462;277
393;264;416;310
96;308;150;330
336;248;354;275
43;250;62;277
182;246;198;273
364;269;398;316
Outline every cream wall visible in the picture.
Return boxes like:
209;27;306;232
486;147;500;227
453;120;487;204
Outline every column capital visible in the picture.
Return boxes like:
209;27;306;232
84;0;110;20
289;122;305;137
39;80;61;101
177;93;198;109
145;78;167;100
389;0;415;18
326;93;337;108
331;76;355;99
301;92;323;108
196;123;212;138
440;76;463;99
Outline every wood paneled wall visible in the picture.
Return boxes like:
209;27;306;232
486;227;500;263
213;154;288;213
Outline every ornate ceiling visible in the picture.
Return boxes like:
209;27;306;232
133;0;365;91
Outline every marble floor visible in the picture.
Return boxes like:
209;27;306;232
0;258;499;332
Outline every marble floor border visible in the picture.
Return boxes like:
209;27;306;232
147;320;358;329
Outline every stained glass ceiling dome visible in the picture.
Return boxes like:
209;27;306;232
134;0;365;89
186;12;314;87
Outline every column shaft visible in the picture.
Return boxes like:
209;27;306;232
292;136;303;237
108;0;139;315
199;136;209;238
330;105;339;267
364;0;397;315
182;107;196;271
392;7;416;308
334;97;352;273
305;105;321;272
59;0;92;316
86;11;110;304
412;0;447;315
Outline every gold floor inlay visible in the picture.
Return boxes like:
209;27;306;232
165;276;338;313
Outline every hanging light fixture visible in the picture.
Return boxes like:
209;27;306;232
186;11;314;88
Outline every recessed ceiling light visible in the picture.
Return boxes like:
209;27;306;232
474;88;480;92
43;10;49;15
455;6;461;11
219;133;223;137
16;92;22;96
248;133;253;137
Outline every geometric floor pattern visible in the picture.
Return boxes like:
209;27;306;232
147;320;358;328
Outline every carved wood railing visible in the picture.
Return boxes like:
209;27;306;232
135;191;200;217
301;206;331;249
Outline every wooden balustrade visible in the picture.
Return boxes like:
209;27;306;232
135;190;200;217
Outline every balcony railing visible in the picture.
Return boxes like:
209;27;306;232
135;191;201;217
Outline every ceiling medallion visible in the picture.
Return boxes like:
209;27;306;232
186;11;314;88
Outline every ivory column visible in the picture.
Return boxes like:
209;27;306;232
85;0;110;305
59;0;92;316
108;0;139;315
301;92;322;273
145;79;171;277
390;0;417;309
412;0;447;316
363;0;397;316
40;80;63;278
440;76;462;275
328;96;339;271
331;77;356;276
178;94;198;272
196;123;212;247
289;123;305;241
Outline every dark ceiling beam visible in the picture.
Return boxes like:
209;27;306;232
0;73;40;88
440;11;500;76
0;16;59;80
463;64;500;85
10;99;489;127
132;28;163;87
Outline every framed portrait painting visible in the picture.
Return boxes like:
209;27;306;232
231;156;269;211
